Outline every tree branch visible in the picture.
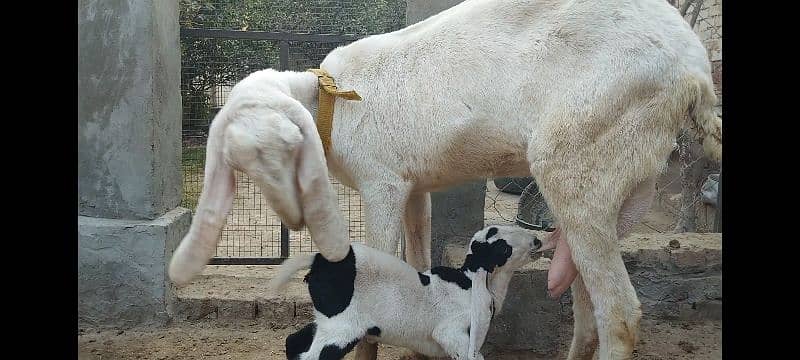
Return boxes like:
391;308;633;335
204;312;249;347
689;0;705;28
680;0;694;16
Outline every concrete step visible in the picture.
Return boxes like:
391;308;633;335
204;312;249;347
442;232;722;354
171;265;314;327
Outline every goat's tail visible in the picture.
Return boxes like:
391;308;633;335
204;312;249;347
269;254;316;291
686;76;722;162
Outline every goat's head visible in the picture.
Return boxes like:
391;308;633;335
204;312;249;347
463;225;542;354
169;69;328;286
464;225;548;356
464;225;545;275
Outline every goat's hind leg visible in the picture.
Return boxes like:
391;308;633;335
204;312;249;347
529;143;665;359
563;177;656;360
528;88;677;358
537;169;642;359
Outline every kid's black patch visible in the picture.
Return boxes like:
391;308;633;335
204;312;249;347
319;338;359;360
431;266;471;290
485;227;498;239
462;239;512;273
286;322;316;360
305;246;357;318
367;326;381;337
418;272;431;285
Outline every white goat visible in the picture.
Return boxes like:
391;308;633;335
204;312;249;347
271;225;547;360
169;0;723;359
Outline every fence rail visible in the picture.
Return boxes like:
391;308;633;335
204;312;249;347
181;28;361;42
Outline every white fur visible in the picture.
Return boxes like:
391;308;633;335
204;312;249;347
169;0;722;358
270;225;545;360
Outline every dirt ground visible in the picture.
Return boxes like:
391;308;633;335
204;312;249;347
78;318;720;360
78;230;722;359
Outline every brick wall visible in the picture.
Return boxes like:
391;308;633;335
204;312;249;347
676;0;722;105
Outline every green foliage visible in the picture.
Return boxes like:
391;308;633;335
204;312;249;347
178;0;406;127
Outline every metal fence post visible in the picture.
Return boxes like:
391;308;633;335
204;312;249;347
279;40;289;71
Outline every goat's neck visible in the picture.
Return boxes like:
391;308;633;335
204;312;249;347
283;71;320;123
459;258;513;313
486;271;513;313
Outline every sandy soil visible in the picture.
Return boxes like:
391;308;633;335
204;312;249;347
77;318;720;360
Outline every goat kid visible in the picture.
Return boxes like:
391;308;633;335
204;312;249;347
270;225;547;360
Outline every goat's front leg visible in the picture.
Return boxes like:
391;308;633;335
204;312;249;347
403;191;431;271
432;322;483;360
360;181;413;253
354;180;413;360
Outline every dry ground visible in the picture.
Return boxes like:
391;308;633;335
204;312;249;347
78;318;720;360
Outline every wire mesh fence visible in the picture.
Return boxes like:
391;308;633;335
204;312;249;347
180;0;406;34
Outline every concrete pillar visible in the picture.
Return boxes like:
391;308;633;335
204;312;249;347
78;0;191;328
430;181;487;266
405;0;486;266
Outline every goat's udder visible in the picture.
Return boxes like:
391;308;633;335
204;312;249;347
546;230;578;298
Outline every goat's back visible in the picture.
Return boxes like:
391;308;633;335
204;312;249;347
318;0;715;188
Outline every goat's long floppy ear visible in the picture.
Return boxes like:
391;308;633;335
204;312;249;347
281;96;330;197
469;269;493;359
281;96;350;262
169;112;236;286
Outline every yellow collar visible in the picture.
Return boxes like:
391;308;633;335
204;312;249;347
306;68;362;156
